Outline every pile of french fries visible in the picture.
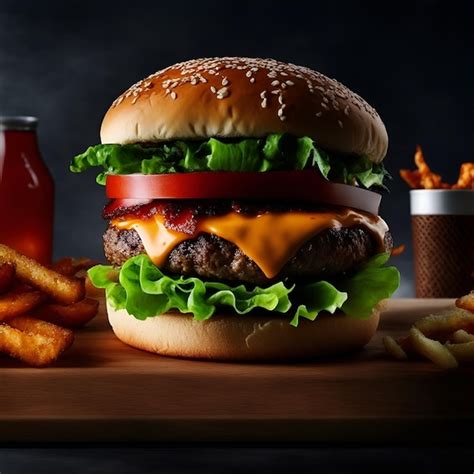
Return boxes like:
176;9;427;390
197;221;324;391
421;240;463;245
384;292;474;369
0;244;100;367
400;146;474;189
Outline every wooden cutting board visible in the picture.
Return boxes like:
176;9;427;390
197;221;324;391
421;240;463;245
1;298;473;443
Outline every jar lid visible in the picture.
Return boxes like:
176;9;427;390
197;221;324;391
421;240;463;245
0;116;38;131
410;189;474;215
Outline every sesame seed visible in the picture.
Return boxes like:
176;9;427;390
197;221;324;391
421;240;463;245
285;80;295;86
251;67;258;72
132;96;138;104
216;87;229;98
278;95;284;105
261;98;267;108
321;102;329;110
271;80;280;86
280;71;288;76
260;91;267;98
338;120;344;128
191;78;197;85
170;81;178;88
250;77;255;83
323;96;329;103
344;105;350;116
200;76;208;83
165;88;171;95
271;90;280;94
281;83;287;89
279;115;286;121
221;77;229;86
245;70;253;78
170;91;177;100
210;86;217;93
209;69;216;75
277;107;284;117
315;111;323;117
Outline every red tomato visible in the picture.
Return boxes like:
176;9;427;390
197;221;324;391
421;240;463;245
106;171;381;215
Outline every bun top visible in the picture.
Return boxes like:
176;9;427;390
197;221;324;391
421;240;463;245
101;57;388;163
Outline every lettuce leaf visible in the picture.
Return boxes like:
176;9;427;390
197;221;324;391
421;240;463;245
88;253;399;326
70;134;390;189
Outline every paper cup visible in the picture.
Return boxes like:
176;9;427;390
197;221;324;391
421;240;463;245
410;190;474;298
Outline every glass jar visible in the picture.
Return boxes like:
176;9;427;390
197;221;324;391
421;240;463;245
0;117;54;264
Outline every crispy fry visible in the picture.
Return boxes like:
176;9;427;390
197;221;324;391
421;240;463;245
456;292;474;313
0;263;15;295
52;257;99;277
449;329;474;344
453;163;474;189
383;335;408;360
399;169;421;189
0;244;84;304
8;315;74;349
31;298;99;328
51;257;75;276
0;291;43;322
401;146;473;189
0;321;72;367
409;327;458;369
445;341;474;364
391;244;405;257
414;308;474;337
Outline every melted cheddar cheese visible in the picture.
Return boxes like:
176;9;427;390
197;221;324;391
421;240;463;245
113;210;388;279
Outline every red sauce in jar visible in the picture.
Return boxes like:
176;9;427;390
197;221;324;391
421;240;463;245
0;117;54;264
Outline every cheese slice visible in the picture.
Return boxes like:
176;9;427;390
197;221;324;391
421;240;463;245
113;210;388;279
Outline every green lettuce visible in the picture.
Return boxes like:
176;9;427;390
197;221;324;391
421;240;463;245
88;253;399;327
70;134;390;189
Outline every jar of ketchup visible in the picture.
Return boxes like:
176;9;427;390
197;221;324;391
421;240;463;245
0;117;54;264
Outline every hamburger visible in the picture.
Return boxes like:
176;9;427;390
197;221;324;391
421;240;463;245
71;57;400;360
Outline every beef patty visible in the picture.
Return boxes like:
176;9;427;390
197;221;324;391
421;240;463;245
103;225;393;285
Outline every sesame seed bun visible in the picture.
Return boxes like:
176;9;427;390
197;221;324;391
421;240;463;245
100;57;388;164
106;301;381;361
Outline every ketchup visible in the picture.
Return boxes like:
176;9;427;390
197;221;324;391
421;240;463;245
0;117;54;264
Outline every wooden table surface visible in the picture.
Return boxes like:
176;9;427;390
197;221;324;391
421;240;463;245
1;298;473;444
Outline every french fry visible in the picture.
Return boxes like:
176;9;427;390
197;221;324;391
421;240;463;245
399;169;421;189
0;291;43;322
51;257;75;276
409;327;458;369
0;322;72;367
52;257;98;277
414;308;474;337
456;292;474;313
8;316;74;350
400;146;469;189
453;162;474;189
0;263;15;295
31;298;99;328
383;335;408;360
0;244;84;304
449;329;474;344
445;341;474;364
391;244;405;257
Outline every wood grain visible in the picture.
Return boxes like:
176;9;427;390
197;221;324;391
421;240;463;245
1;298;473;443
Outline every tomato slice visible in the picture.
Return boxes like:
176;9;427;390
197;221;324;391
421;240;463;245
106;171;381;215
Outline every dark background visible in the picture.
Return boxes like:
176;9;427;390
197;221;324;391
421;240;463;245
1;2;473;472
1;0;473;296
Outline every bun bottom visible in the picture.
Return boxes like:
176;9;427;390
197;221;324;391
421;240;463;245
107;301;381;361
